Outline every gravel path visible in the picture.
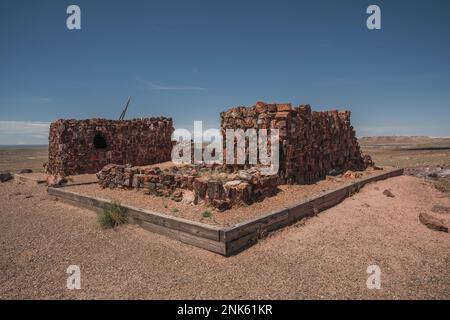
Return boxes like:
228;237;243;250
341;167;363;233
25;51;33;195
1;176;449;299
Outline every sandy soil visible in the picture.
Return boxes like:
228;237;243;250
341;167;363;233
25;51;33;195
1;175;449;299
0;146;48;173
362;148;450;169
64;168;385;227
360;136;450;168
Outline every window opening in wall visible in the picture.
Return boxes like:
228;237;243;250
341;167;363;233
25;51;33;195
94;133;107;149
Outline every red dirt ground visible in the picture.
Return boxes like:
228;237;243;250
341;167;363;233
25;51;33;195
1;175;449;299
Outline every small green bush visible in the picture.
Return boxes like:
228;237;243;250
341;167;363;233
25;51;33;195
98;201;128;229
201;210;212;218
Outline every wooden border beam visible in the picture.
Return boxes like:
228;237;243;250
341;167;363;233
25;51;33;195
48;168;404;256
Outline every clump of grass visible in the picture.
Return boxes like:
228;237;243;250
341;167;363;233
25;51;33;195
98;201;128;229
171;208;179;213
434;178;450;194
201;210;212;218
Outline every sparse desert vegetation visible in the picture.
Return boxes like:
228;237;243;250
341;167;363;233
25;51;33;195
97;201;128;229
201;210;212;218
0;136;449;299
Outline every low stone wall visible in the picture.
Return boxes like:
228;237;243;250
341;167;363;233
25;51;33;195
97;164;280;211
47;118;174;176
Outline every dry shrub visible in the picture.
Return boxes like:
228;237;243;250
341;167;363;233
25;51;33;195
98;201;128;229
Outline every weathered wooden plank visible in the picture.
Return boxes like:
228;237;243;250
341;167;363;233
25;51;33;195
287;202;313;222
48;187;221;241
49;167;404;256
312;188;349;211
225;168;404;255
224;209;289;242
226;231;259;255
13;173;47;184
287;168;403;221
125;206;220;241
138;220;226;255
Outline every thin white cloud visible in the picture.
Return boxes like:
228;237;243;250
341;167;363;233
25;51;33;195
0;121;50;145
137;77;207;91
0;121;50;135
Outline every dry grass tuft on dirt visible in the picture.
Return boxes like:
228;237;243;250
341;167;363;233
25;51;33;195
201;210;212;218
98;201;128;229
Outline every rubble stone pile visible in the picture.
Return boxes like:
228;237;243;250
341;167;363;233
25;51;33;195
221;102;368;184
47;118;174;176
97;163;280;211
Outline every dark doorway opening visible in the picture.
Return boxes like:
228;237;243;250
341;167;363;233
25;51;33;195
94;133;107;149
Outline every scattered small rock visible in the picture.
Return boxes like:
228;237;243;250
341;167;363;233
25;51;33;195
46;174;67;187
343;171;363;179
0;171;13;183
19;169;33;174
431;205;450;214
213;199;231;212
363;154;374;168
437;169;450;178
383;189;395;198
237;170;252;181
181;190;195;204
419;212;448;233
171;189;183;202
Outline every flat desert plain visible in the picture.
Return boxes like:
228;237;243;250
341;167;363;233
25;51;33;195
0;137;449;299
0;145;48;173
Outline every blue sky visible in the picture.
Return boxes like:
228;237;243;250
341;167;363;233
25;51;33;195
1;0;450;144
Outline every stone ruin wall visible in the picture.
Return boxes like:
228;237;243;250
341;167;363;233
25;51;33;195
47;118;174;176
97;163;279;211
220;101;368;184
94;101;370;211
